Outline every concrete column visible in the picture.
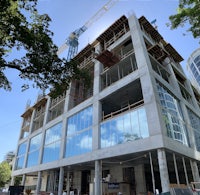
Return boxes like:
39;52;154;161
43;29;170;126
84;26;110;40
10;176;15;186
92;100;101;150
38;127;46;164
173;153;180;185
92;43;103;150
29;109;36;133
58;167;64;195
157;149;170;193
128;14;151;70
95;160;102;195
21;174;26;186
149;152;155;194
128;13;164;138
23;138;30;168
166;63;182;96
135;164;146;194
36;171;42;195
93;43;103;95
60;117;67;159
190;160;200;182
43;96;51;125
67;172;70;195
66;81;76;109
33;97;51;165
182;157;189;186
64;87;71;112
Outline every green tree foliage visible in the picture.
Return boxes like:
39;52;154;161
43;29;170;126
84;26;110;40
0;0;89;96
14;176;22;186
0;161;11;187
169;0;200;39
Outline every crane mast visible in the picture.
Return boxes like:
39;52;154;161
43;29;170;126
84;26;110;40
57;0;119;61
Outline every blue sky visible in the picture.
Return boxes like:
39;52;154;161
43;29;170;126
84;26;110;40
0;0;199;162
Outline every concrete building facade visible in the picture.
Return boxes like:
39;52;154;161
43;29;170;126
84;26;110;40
12;14;200;195
187;48;200;91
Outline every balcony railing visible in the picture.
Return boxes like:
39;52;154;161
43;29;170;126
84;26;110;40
102;99;144;121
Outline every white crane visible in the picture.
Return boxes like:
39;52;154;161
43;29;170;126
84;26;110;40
57;0;119;61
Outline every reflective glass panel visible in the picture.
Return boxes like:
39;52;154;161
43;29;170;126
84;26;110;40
15;142;27;170
27;133;42;167
187;109;200;151
43;140;61;163
27;150;39;167
65;106;93;157
65;129;92;157
17;142;27;156
45;123;62;145
29;133;42;152
15;156;24;170
42;122;62;163
138;108;149;138
100;107;149;148
157;82;189;146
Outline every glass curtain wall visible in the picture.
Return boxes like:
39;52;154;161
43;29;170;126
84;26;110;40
187;108;200;151
15;142;27;170
27;133;42;167
100;106;149;148
191;55;200;86
42;123;62;163
65;106;93;157
156;82;189;146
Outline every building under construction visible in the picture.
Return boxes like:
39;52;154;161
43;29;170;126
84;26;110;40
12;13;200;195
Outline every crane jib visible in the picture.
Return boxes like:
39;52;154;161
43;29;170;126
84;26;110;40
57;0;119;59
74;25;88;38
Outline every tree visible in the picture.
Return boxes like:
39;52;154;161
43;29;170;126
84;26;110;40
168;0;200;39
0;161;11;187
0;0;90;97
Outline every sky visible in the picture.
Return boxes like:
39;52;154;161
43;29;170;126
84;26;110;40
0;0;199;162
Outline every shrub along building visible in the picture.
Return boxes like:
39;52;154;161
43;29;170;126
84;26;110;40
12;13;200;195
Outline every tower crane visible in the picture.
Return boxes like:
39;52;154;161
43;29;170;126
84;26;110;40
57;0;119;61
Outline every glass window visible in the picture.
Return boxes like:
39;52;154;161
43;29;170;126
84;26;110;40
29;133;42;152
26;133;42;167
45;123;62;145
67;117;76;136
17;142;27;156
15;142;27;170
100;107;149;148
156;82;189;146
138;108;149;138
194;56;200;64
187;109;200;151
101;122;112;147
65;106;93;158
190;63;196;73
43;140;61;163
42;122;62;163
27;151;40;167
131;111;140;139
15;156;25;170
76;112;81;131
66;129;92;157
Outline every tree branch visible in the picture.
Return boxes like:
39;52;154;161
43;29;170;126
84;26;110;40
1;63;23;72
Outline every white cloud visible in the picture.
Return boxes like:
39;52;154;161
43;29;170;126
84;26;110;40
67;124;76;135
101;137;117;147
78;135;92;149
45;140;60;149
30;134;42;147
